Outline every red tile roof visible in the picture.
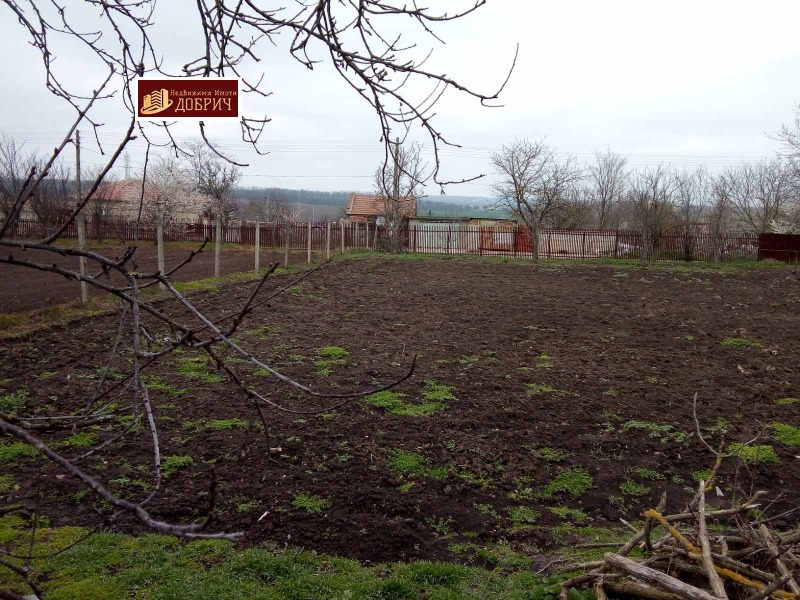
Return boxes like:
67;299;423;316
96;179;146;203
345;193;416;219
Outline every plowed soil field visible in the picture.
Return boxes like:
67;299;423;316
2;256;799;566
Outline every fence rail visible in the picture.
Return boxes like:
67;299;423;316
4;218;764;263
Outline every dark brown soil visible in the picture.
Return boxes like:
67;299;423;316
0;241;314;313
2;257;800;565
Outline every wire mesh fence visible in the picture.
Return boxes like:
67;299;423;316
6;218;763;263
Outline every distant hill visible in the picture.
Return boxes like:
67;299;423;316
233;186;506;220
233;186;350;207
417;199;506;218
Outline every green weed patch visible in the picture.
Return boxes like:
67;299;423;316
389;449;448;480
537;468;593;499
729;444;779;464
292;492;330;513
771;423;800;448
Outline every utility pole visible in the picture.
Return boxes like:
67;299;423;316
75;130;88;304
390;137;401;253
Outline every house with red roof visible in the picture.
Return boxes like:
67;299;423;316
344;192;417;224
95;179;204;222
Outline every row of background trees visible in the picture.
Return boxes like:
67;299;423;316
0;135;254;232
4;107;800;247
490;140;799;260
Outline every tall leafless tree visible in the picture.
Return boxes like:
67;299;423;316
491;139;583;259
375;140;428;252
629;165;676;265
707;173;734;262
0;134;37;219
673;167;710;262
187;141;241;226
29;158;72;229
721;160;793;234
546;183;594;230
588;149;628;230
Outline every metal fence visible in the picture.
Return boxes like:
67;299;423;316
6;218;764;263
409;225;760;262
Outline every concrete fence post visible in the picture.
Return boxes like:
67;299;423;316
284;222;290;268
307;220;312;264
156;220;165;289
254;220;260;271
214;214;222;278
326;221;331;260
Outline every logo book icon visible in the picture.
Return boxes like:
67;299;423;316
140;89;172;115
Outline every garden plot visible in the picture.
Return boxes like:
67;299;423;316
1;255;799;570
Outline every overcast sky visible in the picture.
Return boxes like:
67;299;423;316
2;0;800;198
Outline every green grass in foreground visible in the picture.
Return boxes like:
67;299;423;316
0;514;588;599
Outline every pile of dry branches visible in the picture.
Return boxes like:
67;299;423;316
559;484;799;600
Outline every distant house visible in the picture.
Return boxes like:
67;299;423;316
344;192;417;224
96;179;203;222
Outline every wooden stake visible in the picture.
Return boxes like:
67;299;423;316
340;222;345;253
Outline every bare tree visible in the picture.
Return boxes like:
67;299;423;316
673;167;710;262
491;139;583;259
547;183;594;230
0;134;37;219
629;166;676;264
187;142;241;226
375;140;427;252
29;158;72;228
0;2;505;580
262;189;303;223
82;166;118;242
722;160;793;234
588;149;628;230
707;173;735;262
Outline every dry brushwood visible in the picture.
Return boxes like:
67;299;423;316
554;395;798;600
557;483;798;600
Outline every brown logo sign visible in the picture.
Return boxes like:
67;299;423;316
136;78;240;119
